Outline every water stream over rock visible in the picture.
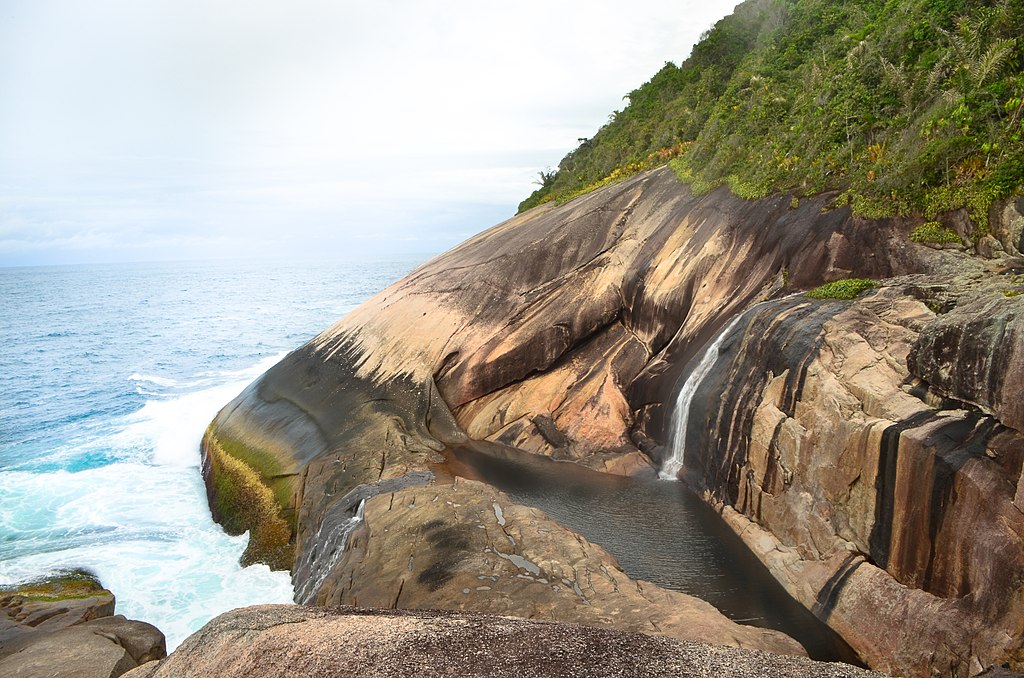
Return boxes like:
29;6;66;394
659;314;746;480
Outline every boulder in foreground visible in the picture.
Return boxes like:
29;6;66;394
125;604;876;678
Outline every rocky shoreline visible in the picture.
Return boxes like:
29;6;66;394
5;167;1023;676
0;572;166;677
198;167;1024;675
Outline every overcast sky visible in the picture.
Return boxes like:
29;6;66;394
0;0;738;267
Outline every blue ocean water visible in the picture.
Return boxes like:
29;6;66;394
0;258;420;648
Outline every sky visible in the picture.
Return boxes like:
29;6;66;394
0;0;739;267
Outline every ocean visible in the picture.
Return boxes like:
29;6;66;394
0;258;420;649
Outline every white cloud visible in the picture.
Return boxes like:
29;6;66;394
0;0;738;266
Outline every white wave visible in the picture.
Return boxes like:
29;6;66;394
0;352;295;650
129;373;179;388
117;352;288;467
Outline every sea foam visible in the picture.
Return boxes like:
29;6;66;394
0;354;294;650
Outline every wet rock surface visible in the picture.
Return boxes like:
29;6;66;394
125;604;877;678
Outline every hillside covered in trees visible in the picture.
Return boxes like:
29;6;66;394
520;0;1024;236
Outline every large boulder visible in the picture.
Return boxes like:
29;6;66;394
203;167;917;594
124;604;878;678
202;166;1024;675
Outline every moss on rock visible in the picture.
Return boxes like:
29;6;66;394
805;278;877;300
202;427;294;570
0;570;108;603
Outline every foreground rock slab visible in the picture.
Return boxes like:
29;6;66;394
125;605;876;678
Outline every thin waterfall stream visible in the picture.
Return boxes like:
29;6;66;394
659;314;746;480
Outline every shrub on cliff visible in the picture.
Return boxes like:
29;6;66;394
806;278;877;300
909;220;962;244
521;0;1024;236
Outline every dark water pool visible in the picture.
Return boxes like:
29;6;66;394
447;442;861;665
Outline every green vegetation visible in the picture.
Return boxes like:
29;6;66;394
0;570;107;601
909;220;962;243
203;427;295;570
520;0;1024;236
806;278;877;299
544;145;689;207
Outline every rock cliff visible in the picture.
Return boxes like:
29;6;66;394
203;166;1024;675
685;272;1024;675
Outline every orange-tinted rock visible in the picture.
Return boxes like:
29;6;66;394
201;167;1024;675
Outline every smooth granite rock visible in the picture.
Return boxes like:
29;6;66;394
125;605;876;678
200;166;1024;675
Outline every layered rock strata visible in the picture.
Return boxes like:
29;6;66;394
685;271;1024;676
203;165;1024;675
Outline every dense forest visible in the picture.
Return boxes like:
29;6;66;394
520;0;1024;238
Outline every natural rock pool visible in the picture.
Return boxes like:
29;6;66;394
446;441;861;665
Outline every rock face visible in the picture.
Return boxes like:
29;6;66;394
203;165;1024;675
0;573;166;678
685;272;1024;676
909;290;1024;434
204;167;912;574
0;572;115;649
125;604;878;678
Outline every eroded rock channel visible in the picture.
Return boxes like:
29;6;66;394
445;441;859;664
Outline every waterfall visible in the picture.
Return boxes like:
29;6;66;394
295;498;366;604
658;314;745;481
